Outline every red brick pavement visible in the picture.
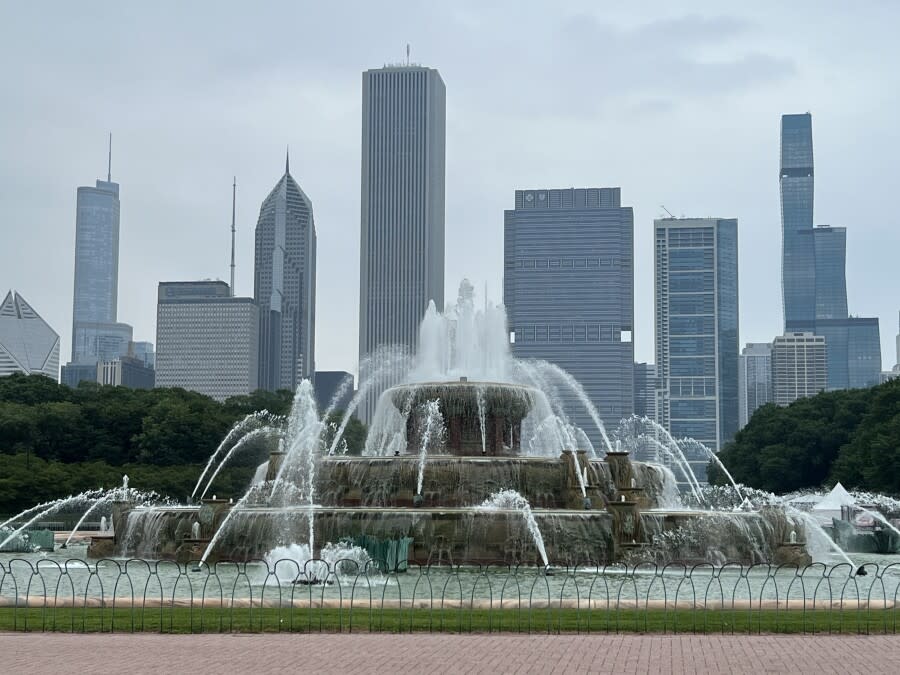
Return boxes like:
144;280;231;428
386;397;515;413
3;633;899;674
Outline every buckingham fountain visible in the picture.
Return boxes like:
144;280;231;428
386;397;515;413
54;279;816;571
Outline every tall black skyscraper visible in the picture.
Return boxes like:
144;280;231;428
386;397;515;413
780;114;816;332
504;188;634;444
254;153;317;391
778;114;881;389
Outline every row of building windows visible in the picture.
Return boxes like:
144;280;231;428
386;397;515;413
669;376;717;397
510;257;622;270
513;323;630;344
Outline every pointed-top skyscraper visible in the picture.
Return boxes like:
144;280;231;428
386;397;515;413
253;151;317;391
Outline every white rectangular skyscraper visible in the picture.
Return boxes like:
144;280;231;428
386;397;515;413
771;332;827;405
156;281;258;401
358;65;446;421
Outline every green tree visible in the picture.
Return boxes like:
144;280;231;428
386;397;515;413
713;379;900;494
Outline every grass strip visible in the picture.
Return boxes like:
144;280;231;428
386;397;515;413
2;606;898;634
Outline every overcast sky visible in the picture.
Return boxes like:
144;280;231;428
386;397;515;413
2;1;898;377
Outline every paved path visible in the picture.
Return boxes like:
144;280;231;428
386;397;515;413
3;633;900;674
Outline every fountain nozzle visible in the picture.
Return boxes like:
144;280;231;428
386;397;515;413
582;497;592;510
413;494;424;507
856;566;868;577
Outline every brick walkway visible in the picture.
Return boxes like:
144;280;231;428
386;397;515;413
3;633;899;674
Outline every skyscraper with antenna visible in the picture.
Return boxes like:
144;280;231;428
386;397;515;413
63;133;135;385
230;177;236;296
253;150;317;391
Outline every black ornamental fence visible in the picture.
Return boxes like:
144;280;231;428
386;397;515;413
2;557;900;635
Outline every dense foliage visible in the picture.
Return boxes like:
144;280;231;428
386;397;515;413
0;373;366;514
713;378;900;494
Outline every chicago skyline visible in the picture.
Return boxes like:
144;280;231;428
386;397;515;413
2;5;897;386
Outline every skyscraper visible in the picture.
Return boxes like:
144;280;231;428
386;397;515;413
64;140;134;386
812;225;848;320
156;281;259;401
358;65;446;421
0;291;60;379
738;343;773;429
778;114;882;389
896;311;900;369
654;218;739;473
254;153;317;392
780;113;816;332
771;332;827;405
505;188;634;442
633;362;658;420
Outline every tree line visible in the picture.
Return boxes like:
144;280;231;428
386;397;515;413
713;377;900;495
0;374;365;514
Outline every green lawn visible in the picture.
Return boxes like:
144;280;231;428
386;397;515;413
2;606;898;634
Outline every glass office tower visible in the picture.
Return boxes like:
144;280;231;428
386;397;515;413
654;218;739;481
505;188;635;448
780;113;816;332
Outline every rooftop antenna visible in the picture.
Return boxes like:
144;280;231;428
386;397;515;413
107;132;112;182
230;177;236;297
406;43;410;66
660;205;675;218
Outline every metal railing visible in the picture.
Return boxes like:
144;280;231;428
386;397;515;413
2;558;899;634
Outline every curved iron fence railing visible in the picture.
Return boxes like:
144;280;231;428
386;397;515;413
1;558;899;634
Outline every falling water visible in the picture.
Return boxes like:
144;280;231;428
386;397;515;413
0;490;103;551
200;483;268;564
416;400;445;495
191;411;276;501
63;492;116;547
855;507;900;539
531;361;613;454
570;448;588;498
200;427;279;500
0;492;98;533
479;489;549;567
789;508;857;568
328;346;411;456
678;437;742;503
641;434;704;504
476;386;487;455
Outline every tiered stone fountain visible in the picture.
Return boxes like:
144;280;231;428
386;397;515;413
98;380;801;567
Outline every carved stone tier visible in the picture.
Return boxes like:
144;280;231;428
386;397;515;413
389;381;536;456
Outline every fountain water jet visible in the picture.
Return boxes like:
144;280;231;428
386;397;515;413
478;490;549;567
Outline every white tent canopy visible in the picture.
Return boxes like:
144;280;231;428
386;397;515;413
813;482;855;512
810;482;855;525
